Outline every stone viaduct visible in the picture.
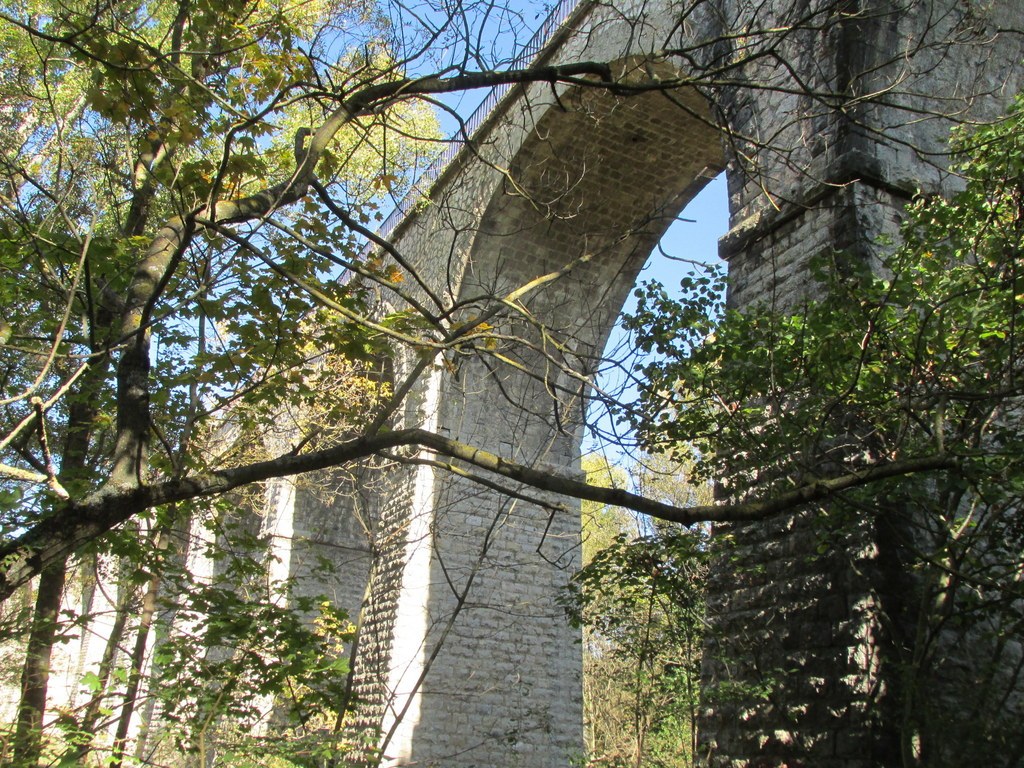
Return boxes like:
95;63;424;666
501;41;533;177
264;1;1023;765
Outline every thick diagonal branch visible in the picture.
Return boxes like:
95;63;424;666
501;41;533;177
1;425;956;602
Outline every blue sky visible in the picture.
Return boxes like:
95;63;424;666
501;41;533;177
583;176;729;458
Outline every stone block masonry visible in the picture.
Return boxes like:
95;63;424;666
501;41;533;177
698;2;1024;765
333;0;1024;765
19;2;1022;764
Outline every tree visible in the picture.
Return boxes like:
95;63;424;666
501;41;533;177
625;93;1024;765
0;0;445;760
4;0;1016;601
0;0;1019;763
572;454;710;768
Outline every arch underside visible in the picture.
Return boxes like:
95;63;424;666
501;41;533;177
380;71;726;766
348;0;1024;763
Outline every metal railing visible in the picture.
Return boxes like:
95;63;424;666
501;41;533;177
368;0;585;249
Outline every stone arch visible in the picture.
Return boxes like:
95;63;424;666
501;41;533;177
346;1;1024;764
448;60;726;446
372;61;727;767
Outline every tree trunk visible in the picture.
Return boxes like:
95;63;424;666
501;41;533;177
68;577;135;763
109;527;168;768
12;561;67;766
12;358;113;764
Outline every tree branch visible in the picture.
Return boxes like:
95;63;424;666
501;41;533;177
102;59;620;491
0;423;957;602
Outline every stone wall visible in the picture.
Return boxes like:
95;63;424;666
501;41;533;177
698;1;1024;765
29;0;1014;764
339;0;1024;764
349;1;728;764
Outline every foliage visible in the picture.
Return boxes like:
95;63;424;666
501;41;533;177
0;0;433;761
0;0;436;539
147;515;358;766
628;98;1024;495
570;455;710;768
0;0;1019;763
625;94;1024;765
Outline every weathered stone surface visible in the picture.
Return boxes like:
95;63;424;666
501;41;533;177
75;1;1009;765
320;1;1024;765
17;2;1022;765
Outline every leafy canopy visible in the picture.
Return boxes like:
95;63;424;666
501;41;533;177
623;93;1024;765
627;94;1024;504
